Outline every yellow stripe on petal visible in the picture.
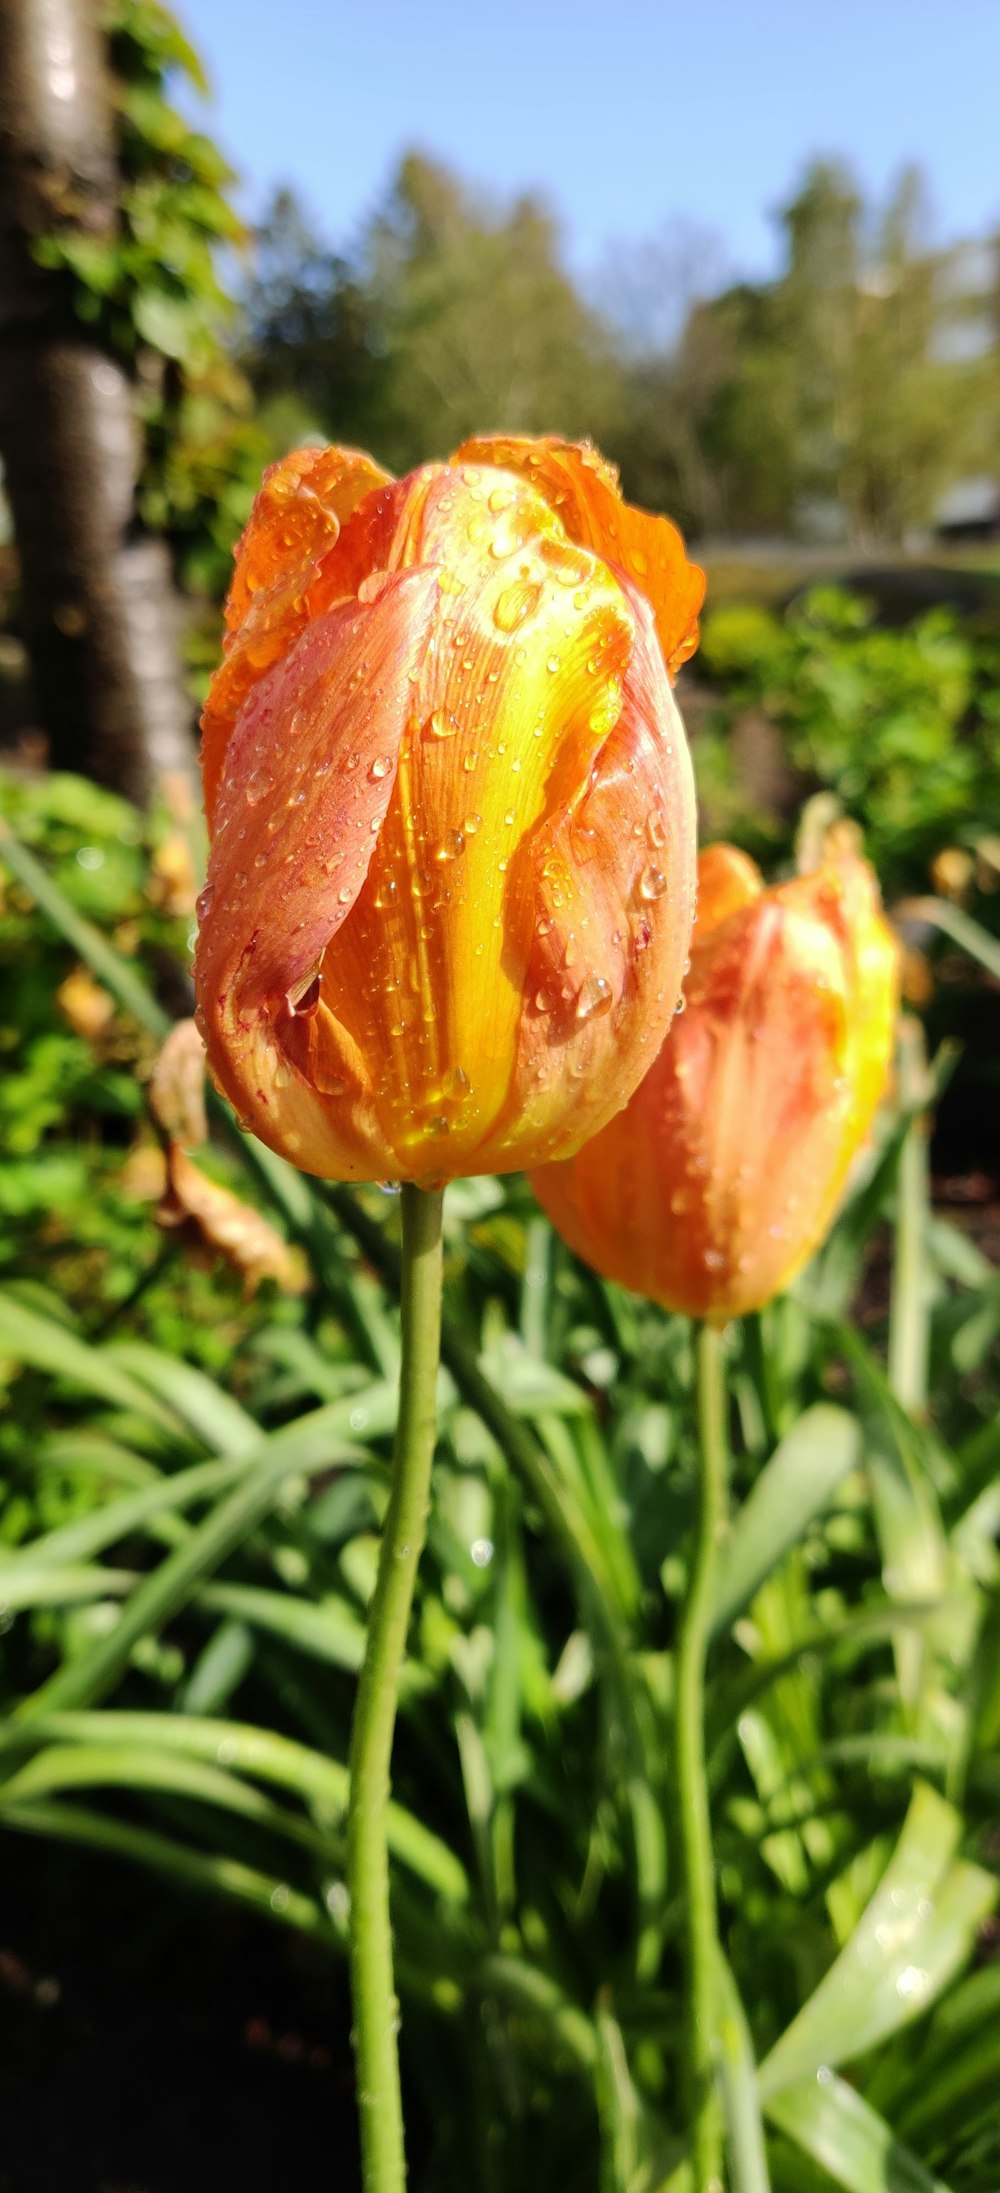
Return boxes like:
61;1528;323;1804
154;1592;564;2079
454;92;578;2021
316;465;638;1179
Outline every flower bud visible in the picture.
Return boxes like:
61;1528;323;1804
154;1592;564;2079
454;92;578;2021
195;437;702;1184
531;841;899;1318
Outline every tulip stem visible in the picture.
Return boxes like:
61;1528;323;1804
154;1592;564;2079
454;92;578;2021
347;1181;444;2193
675;1320;728;2191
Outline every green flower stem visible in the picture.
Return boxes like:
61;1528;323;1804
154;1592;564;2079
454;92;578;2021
675;1321;729;2191
347;1182;444;2193
888;1016;931;1417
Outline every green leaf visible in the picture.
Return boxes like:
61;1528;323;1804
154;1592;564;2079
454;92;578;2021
103;1340;262;1456
0;1710;468;1902
0;1799;330;1941
14;1388;395;1718
717;1955;772;2193
0;1290;182;1432
0;818;169;1037
0;1741;331;1858
758;1784;997;2098
710;1407;861;1637
766;2071;950;2193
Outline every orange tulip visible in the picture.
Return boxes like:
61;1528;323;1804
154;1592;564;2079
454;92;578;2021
195;436;703;1184
530;839;899;1319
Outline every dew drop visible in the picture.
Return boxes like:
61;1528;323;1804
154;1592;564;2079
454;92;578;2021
434;831;465;863
640;863;668;901
463;812;483;835
286;967;322;1016
425;707;459;742
493;580;538;633
369;755;392;780
244;767;274;806
575;974;613;1022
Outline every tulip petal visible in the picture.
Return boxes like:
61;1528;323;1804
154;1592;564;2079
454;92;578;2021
533;892;857;1318
491;583;697;1168
196;567;442;1180
694;843;763;941
452;432;705;677
202;445;391;821
312;464;654;1178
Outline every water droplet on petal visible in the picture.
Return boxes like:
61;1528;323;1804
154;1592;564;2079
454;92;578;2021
286;967;322;1016
369;755;392;780
640;863;668;901
575;974;613;1022
425;708;459;741
434;831;465;863
494;579;539;632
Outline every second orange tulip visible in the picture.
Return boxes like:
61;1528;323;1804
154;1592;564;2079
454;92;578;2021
531;840;899;1319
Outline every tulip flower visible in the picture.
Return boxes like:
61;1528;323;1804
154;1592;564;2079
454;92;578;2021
195;436;702;1185
531;838;899;1319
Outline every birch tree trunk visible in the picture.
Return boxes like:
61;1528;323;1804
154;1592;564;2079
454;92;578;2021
0;0;194;803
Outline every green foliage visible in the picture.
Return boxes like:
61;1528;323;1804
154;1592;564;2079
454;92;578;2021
698;589;1000;896
0;772;283;1370
1;783;999;2190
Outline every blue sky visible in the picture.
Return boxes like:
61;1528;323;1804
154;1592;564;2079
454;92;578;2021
183;0;1000;281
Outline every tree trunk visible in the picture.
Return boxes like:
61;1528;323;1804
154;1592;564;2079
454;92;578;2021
0;0;194;804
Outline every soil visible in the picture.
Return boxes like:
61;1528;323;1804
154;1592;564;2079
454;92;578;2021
0;1838;371;2193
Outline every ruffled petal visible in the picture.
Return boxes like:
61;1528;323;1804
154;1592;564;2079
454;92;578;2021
452;432;705;677
195;566;441;1180
201;445;391;821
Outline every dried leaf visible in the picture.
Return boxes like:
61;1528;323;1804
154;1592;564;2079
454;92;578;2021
149;1018;209;1149
158;1144;309;1296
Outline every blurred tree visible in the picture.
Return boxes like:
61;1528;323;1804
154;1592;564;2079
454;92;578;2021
243;187;376;447
244;155;625;475
0;0;193;799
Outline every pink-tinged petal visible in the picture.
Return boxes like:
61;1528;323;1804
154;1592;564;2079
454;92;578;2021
195;566;441;1180
311;464;652;1179
202;446;391;821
